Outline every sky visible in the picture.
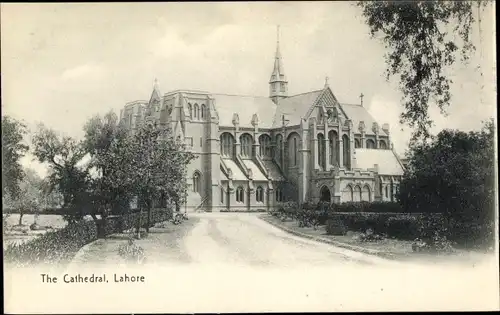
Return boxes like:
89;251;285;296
1;2;496;177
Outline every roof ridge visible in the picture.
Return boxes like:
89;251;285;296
340;102;362;106
211;93;269;98
288;89;323;98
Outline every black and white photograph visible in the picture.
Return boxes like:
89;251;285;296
2;1;498;313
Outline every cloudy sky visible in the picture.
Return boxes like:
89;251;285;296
1;2;496;176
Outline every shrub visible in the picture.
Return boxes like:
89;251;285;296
359;228;385;242
325;217;347;235
3;208;173;266
118;238;146;264
330;201;406;213
384;215;420;240
4;219;98;267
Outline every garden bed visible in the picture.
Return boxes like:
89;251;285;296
261;214;489;264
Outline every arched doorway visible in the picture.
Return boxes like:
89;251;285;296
320;186;331;203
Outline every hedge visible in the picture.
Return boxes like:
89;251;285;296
326;212;445;240
4;208;173;266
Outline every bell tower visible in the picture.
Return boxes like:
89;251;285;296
269;25;288;104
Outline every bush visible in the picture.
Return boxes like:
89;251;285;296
4;219;98;267
384;215;420;240
325;217;348;235
331;201;406;213
118;238;146;264
4;208;173;266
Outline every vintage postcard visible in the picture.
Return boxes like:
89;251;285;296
2;2;499;313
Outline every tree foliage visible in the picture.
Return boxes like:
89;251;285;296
357;1;489;142
127;123;195;231
31;124;91;223
398;119;495;245
2;116;29;200
31;114;195;237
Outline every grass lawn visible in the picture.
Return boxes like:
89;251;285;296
261;214;490;264
73;217;200;266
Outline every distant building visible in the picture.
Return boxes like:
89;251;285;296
120;30;405;212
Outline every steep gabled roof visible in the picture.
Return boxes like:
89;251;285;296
271;90;323;127
212;94;277;128
354;148;404;176
340;103;389;136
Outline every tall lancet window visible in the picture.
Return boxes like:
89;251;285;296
342;134;350;169
328;130;338;166
317;133;326;170
275;134;283;163
259;134;272;158
220;133;234;157
240;133;253;157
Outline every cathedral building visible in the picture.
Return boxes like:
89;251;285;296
120;32;405;212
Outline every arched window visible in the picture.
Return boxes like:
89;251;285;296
379;140;387;149
317;133;326;169
256;186;264;203
275;134;283;164
362;185;371;202
353;185;362;202
220;187;225;204
275;188;283;202
194;104;200;119
342;134;350;169
328;130;338;166
355;138;361;148
188;103;193;118
293;137;298;165
193;172;201;193
259;134;272;158
366;139;376;149
342;185;353;202
385;185;389;199
287;133;300;167
236;186;244;203
201;105;206;119
240;133;253;157
220;133;234;157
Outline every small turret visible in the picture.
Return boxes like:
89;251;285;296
269;25;288;104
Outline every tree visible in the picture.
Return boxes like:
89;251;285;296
2;116;29;201
82;111;137;236
129;123;195;235
398;119;495;247
357;1;490;142
31;124;91;224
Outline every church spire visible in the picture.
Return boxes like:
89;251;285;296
269;25;288;104
150;78;161;104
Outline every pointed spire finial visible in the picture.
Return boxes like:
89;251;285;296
277;25;280;44
359;93;364;106
325;76;329;87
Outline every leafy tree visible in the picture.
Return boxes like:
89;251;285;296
2;116;29;201
357;1;490;142
31;124;91;224
82;111;137;235
129;123;195;235
398;119;495;247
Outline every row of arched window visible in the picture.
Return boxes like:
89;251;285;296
380;183;399;201
220;132;277;158
219;132;300;167
342;185;371;202
354;138;388;149
218;186;283;204
317;131;350;169
187;103;208;120
232;186;265;203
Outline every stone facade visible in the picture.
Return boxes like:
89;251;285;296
120;36;405;212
